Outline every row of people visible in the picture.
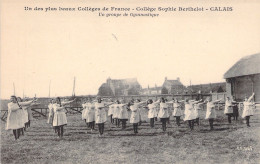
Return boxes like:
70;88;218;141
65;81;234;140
224;93;256;127
6;93;256;140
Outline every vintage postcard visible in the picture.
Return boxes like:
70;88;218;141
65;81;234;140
1;0;260;163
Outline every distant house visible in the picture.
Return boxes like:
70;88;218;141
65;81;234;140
224;53;260;102
98;77;142;96
186;82;226;94
162;77;185;94
142;85;162;95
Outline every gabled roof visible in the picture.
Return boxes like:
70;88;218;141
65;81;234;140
224;53;260;79
164;80;183;86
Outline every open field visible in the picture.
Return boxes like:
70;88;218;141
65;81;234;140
1;109;260;164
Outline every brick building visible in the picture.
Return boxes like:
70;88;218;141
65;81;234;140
98;77;142;96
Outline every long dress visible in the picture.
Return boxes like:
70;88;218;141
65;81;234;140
18;101;33;127
118;104;128;120
27;106;33;121
86;103;95;123
173;103;182;117
158;103;169;118
193;104;201;119
224;100;233;115
183;103;195;121
148;103;158;119
113;104;120;119
81;103;88;120
95;103;107;124
47;103;54;124
6;102;24;130
242;102;254;118
108;104;115;116
205;102;216;119
130;104;140;124
53;104;67;127
22;106;29;124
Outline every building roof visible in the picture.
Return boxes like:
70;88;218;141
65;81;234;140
224;53;260;79
166;80;183;85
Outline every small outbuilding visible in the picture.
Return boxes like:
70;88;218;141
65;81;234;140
224;53;260;102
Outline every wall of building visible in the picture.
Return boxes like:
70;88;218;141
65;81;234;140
228;74;260;102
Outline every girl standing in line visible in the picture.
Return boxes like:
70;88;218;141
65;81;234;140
113;101;120;127
116;100;129;130
95;98;113;137
16;97;36;135
53;97;75;138
85;98;96;131
158;98;173;132
183;99;201;131
108;102;115;124
130;99;147;134
172;99;185;126
6;96;35;140
193;100;204;126
147;99;160;128
242;93;255;127
47;99;56;132
224;97;234;124
232;97;239;121
205;97;222;130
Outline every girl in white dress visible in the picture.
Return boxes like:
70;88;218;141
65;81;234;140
16;97;36;135
205;97;221;130
88;100;96;131
113;101;120;127
183;99;201;130
172;99;184;126
130;99;147;134
53;97;75;138
224;97;235;124
242;93;255;127
193;100;204;126
6;96;24;140
95;98;113;136
108;103;115;124
118;100;129;129
81;98;87;122
47;99;56;132
147;99;160;128
47;99;54;124
158;98;173;132
6;96;35;140
82;98;96;131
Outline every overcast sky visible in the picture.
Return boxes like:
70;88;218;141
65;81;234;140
1;0;260;99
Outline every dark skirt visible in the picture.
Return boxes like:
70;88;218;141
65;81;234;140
233;106;239;117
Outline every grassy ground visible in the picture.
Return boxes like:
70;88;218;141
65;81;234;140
1;110;260;164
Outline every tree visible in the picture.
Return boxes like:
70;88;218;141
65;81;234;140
161;87;168;94
98;84;114;96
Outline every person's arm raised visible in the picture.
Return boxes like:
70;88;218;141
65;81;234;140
248;93;255;102
61;98;76;105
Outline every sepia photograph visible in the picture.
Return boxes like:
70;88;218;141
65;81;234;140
1;0;260;163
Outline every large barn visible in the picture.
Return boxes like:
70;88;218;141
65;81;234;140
224;53;260;102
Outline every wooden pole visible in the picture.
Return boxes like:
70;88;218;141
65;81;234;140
13;83;16;96
49;80;51;98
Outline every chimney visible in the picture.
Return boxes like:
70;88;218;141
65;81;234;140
165;77;167;81
177;77;180;81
